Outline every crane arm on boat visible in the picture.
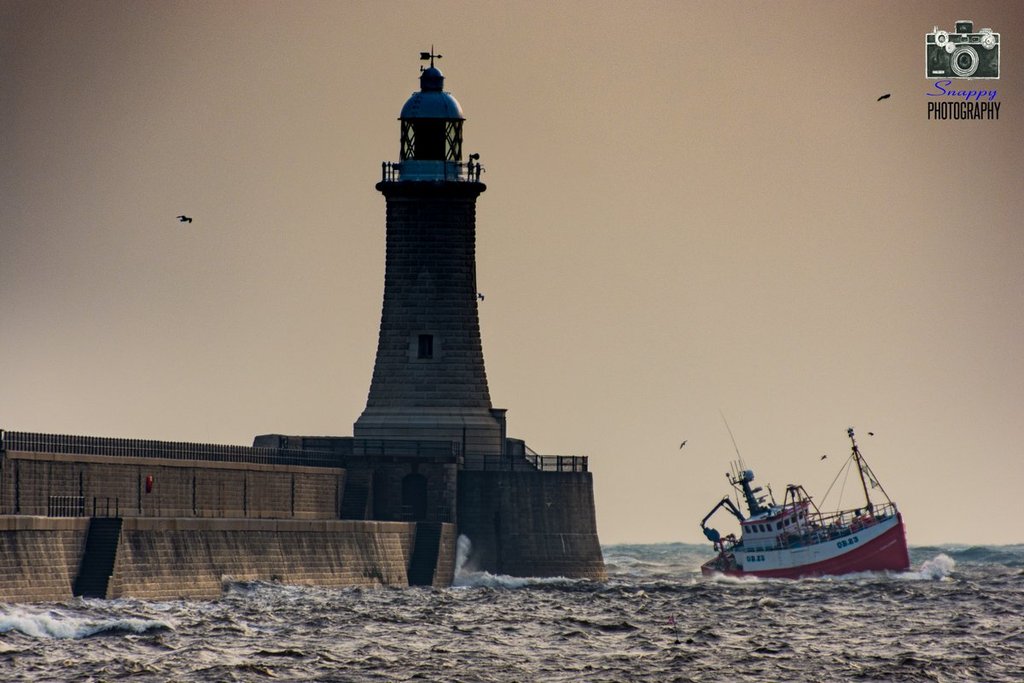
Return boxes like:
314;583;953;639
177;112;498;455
700;496;745;543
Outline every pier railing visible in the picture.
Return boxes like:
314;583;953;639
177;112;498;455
45;496;121;518
2;430;581;471
92;496;120;518
1;431;339;468
48;495;86;517
461;453;588;473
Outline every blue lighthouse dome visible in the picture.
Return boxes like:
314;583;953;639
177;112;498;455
400;67;465;120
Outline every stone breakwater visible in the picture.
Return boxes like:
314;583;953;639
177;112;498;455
0;516;456;601
0;432;604;601
108;518;455;599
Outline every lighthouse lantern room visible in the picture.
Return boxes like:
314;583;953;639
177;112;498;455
382;50;480;183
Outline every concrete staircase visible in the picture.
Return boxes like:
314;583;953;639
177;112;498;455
340;470;373;520
72;518;123;598
407;522;443;586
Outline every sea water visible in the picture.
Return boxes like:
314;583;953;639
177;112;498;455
1;542;1021;682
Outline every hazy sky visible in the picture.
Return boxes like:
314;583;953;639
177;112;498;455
2;1;1022;547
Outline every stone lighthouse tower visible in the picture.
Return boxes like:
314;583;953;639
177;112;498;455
354;54;506;461
259;54;604;581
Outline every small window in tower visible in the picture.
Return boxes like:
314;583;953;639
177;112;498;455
418;334;434;359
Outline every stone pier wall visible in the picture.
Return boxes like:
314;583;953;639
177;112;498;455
0;516;458;601
107;518;421;600
457;471;606;580
0;516;88;602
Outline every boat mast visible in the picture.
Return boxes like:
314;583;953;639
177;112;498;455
847;427;873;514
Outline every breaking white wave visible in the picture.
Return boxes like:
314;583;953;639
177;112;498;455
706;572;765;584
452;534;577;588
903;553;956;581
0;607;170;639
454;534;473;576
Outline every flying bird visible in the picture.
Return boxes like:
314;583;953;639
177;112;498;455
477;293;485;301
868;432;875;436
679;440;687;449
177;215;193;223
820;454;828;460
877;93;891;101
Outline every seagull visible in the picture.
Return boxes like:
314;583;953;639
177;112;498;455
177;215;193;223
679;440;687;449
820;454;828;460
877;93;891;101
477;293;485;301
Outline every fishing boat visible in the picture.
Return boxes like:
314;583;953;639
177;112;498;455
699;427;910;578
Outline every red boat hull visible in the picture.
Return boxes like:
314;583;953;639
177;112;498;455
702;513;910;579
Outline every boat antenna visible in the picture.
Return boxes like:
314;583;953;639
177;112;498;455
719;410;744;468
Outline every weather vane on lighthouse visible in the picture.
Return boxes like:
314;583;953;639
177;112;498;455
419;46;442;69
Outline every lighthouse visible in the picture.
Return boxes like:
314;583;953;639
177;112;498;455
347;54;603;581
353;53;506;461
0;54;604;598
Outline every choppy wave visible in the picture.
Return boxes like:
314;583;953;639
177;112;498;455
914;544;1024;567
0;543;1020;682
0;607;170;639
453;570;582;590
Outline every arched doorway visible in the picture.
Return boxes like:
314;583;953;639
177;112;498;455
401;473;428;521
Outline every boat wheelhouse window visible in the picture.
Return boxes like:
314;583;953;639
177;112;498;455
777;521;783;530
